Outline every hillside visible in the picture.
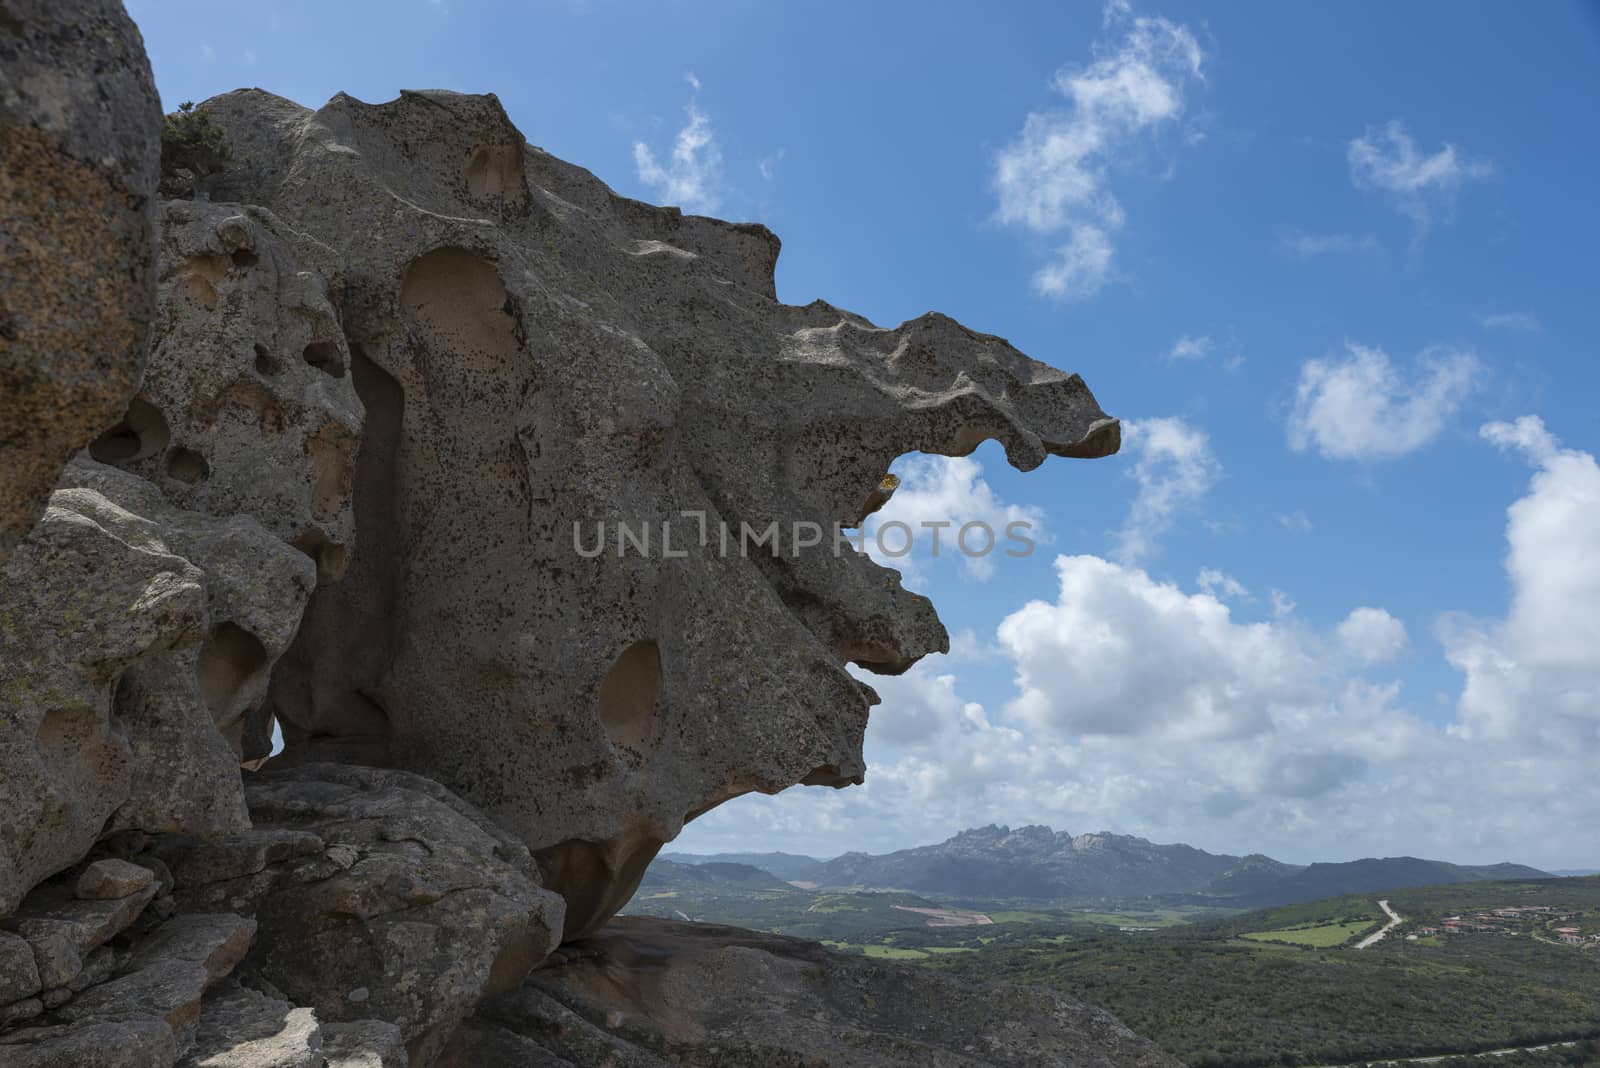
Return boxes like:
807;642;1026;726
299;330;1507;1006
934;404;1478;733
667;824;1551;910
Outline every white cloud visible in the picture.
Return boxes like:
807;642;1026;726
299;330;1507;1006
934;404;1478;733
863;455;1044;582
1337;607;1409;664
684;71;701;92
1166;333;1243;370
1114;417;1219;562
758;148;785;181
995;2;1204;300
1441;417;1600;747
1282;231;1380;258
1348;120;1493;242
675;430;1600;866
1197;568;1249;601
1033;225;1117;299
1477;311;1540;332
634;94;725;214
1287;342;1481;462
1278;510;1313;533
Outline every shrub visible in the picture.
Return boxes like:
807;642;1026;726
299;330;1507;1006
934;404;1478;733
160;101;232;198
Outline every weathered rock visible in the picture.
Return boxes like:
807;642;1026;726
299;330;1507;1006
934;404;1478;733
0;459;314;914
78;859;158;901
9;880;159;990
187;87;1117;939
0;482;205;914
472;917;1179;1068
178;981;322;1068
57;957;210;1048
0;996;43;1028
60;459;316;832
321;1019;407;1068
0;929;42;1004
0;1018;179;1068
0;0;161;563
203;765;565;1065
95;201;364;598
66;945;115;993
127;914;257;987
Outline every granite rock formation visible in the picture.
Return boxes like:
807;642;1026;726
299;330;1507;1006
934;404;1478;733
0;3;1148;1061
187;86;1117;939
0;0;162;563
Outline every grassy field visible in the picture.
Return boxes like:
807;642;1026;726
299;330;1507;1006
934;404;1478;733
1238;917;1379;947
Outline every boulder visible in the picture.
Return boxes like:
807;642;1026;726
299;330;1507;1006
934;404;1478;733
168;765;563;1065
462;917;1179;1067
78;859;157;901
0;0;162;563
0;1018;179;1068
0;460;314;914
186;87;1117;938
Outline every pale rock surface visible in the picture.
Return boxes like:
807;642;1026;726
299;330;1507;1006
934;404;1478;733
0;0;161;562
95;201;364;594
77;859;157;901
191;87;1118;938
177;981;322;1068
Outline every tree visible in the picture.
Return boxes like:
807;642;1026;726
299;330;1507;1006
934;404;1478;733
160;101;232;199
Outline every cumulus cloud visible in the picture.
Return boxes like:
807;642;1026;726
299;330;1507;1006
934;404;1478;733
1168;334;1212;361
1337;607;1409;664
1287;342;1481;462
1348;120;1493;245
1440;417;1600;747
994;2;1204;299
634;85;725;214
863;455;1044;582
1114;417;1218;562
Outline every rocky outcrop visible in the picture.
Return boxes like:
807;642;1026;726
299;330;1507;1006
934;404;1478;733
449;917;1180;1067
184;87;1118;938
1;7;1142;1061
0;0;161;563
0;460;314;913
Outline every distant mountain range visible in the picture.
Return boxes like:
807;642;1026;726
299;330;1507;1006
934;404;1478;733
661;825;1552;909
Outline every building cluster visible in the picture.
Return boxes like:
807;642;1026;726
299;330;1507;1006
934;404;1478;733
1409;905;1597;944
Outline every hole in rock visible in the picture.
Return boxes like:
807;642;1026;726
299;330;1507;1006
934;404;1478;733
596;640;663;755
230;248;258;269
465;143;523;201
197;622;270;732
253;344;286;376
166;446;209;484
89;398;171;465
303;341;346;378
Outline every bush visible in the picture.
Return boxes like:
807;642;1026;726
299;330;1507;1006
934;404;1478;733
160;101;231;198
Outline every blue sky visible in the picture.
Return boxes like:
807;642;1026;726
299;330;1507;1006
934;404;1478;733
129;1;1600;867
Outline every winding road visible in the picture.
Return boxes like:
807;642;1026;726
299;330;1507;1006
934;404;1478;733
1355;898;1403;949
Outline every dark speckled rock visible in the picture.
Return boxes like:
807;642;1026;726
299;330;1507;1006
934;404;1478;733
0;0;162;562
